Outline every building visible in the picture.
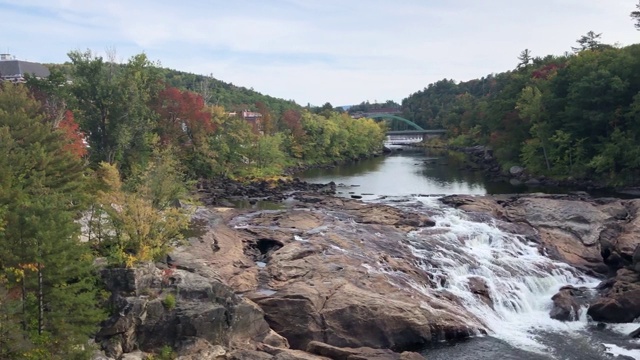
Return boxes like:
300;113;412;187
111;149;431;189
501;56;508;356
229;110;264;134
0;54;50;83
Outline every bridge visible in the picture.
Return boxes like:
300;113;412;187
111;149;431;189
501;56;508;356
363;113;446;142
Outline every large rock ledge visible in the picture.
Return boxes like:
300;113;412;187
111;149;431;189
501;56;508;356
94;195;457;359
441;193;640;327
94;192;640;359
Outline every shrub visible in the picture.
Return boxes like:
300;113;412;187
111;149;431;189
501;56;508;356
162;293;176;310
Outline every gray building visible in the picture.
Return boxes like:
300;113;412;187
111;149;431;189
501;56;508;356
0;54;50;83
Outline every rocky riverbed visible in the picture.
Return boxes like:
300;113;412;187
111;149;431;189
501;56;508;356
92;188;640;360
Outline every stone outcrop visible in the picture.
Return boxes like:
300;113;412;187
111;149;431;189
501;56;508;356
226;198;481;352
97;263;271;358
306;341;425;360
95;189;640;359
97;196;446;359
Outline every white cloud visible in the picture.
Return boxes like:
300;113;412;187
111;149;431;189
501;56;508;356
0;0;638;105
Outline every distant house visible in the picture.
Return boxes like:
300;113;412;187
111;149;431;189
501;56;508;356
0;54;50;83
229;110;264;135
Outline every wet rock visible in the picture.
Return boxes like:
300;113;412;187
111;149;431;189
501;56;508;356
630;326;640;338
440;194;507;219
587;284;640;323
549;286;586;321
467;276;493;308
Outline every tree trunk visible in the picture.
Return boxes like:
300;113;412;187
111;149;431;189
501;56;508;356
37;263;43;335
542;144;551;171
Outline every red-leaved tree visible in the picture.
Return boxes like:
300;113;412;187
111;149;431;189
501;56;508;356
58;110;88;159
153;86;214;147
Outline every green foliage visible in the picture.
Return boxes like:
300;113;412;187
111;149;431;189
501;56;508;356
633;1;640;30
0;83;105;359
162;294;176;310
91;162;191;268
402;42;640;186
158;68;300;120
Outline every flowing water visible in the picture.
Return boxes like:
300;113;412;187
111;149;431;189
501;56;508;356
299;147;640;360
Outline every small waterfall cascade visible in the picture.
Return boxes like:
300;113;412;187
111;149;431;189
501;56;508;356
388;197;602;353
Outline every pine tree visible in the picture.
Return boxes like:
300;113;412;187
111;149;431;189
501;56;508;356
0;83;104;359
632;1;640;30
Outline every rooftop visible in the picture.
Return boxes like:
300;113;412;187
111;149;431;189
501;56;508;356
0;55;50;79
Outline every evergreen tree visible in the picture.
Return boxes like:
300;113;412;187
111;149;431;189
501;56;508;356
0;83;104;359
571;31;603;52
517;49;533;68
632;1;640;30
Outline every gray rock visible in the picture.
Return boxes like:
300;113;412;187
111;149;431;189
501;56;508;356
509;166;524;176
97;263;271;355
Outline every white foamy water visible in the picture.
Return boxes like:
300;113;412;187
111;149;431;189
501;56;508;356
381;197;605;355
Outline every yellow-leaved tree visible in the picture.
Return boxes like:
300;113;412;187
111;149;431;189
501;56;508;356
89;144;191;268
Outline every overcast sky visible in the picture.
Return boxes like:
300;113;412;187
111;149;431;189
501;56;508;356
1;0;638;106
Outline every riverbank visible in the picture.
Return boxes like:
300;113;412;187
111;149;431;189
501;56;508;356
415;142;640;197
92;180;640;359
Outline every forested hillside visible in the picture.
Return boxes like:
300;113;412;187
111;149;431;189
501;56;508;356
49;62;302;120
0;50;384;358
403;37;640;185
159;67;301;119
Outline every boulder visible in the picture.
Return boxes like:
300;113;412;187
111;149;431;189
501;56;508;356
549;286;587;321
467;276;493;308
587;284;640;323
263;329;291;349
509;166;524;176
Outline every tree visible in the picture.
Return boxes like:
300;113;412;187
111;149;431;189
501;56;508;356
516;86;551;170
91;161;190;267
69;50;162;168
632;1;640;30
0;83;104;358
153;86;214;148
517;49;532;68
572;31;603;52
58;110;88;159
256;101;275;135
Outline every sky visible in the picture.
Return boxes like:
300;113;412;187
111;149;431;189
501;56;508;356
1;0;639;106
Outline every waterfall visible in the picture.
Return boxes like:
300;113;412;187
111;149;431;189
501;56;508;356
380;197;601;354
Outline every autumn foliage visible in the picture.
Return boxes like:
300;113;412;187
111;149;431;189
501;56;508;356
154;86;214;147
58;110;87;158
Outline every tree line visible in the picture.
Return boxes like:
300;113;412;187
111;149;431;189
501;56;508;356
0;50;385;358
403;30;640;185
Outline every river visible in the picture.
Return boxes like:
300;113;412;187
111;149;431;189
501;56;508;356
299;146;640;360
299;146;575;200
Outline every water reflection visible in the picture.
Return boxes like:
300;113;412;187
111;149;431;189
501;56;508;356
299;148;492;198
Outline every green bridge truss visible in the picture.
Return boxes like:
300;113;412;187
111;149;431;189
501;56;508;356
366;113;425;131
